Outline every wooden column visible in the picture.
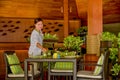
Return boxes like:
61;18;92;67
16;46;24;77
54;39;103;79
88;0;103;35
87;0;103;55
63;0;69;37
85;0;103;70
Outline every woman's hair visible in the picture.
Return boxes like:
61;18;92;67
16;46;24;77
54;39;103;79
34;18;43;24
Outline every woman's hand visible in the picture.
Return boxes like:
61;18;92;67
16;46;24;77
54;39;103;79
42;47;48;53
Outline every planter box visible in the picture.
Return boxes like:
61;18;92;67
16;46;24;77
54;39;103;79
100;41;112;48
43;39;58;42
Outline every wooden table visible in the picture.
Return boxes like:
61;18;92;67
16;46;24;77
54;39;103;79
24;57;82;80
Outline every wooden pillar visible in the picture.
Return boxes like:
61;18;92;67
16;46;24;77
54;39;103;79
88;0;103;35
85;0;103;70
63;0;69;37
87;0;103;55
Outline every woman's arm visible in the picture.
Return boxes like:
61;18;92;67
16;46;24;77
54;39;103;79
36;42;47;52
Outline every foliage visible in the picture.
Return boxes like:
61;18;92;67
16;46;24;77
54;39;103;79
108;32;120;77
117;32;120;48
77;27;87;35
26;37;30;43
111;63;120;76
101;32;120;76
63;35;83;51
109;47;120;76
109;48;118;63
44;33;58;40
101;32;117;42
26;33;58;42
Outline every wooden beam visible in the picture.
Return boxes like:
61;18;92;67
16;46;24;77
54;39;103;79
63;0;69;37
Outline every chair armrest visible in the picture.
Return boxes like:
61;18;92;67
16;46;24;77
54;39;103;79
82;63;102;66
8;61;24;66
77;61;102;68
8;63;22;66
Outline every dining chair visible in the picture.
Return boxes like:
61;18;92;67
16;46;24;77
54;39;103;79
49;57;83;80
3;50;43;80
77;50;110;80
49;62;73;80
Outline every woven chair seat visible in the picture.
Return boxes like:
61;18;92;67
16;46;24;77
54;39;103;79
51;69;73;72
77;71;102;79
8;71;40;77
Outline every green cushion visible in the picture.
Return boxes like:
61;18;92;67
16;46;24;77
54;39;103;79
93;54;104;75
6;54;24;74
54;62;73;70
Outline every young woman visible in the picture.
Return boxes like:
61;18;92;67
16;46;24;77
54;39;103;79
29;18;47;56
28;18;47;72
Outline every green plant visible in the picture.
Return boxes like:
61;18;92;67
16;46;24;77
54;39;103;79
77;26;87;35
101;32;120;77
26;37;30;43
63;35;83;52
109;47;120;77
111;63;120;76
117;32;120;48
44;33;58;40
109;48;118;64
101;32;117;42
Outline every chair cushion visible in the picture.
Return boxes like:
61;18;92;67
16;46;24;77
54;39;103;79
6;54;24;74
8;71;40;77
54;62;73;70
93;54;104;75
51;69;73;72
77;70;102;79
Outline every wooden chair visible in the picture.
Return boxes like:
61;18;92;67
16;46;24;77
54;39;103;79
77;50;110;80
3;51;43;80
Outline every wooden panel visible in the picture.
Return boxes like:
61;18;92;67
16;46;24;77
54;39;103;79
0;43;29;50
0;18;81;42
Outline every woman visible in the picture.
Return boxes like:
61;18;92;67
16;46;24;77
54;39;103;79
28;18;47;72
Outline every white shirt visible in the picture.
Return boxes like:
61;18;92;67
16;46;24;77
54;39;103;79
28;29;43;56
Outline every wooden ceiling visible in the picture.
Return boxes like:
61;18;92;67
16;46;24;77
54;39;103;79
0;0;120;26
76;0;120;25
31;0;120;25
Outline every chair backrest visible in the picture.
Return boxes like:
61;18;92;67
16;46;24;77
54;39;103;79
102;50;110;80
3;51;15;75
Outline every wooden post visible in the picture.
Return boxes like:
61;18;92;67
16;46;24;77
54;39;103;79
88;0;103;35
85;0;103;70
87;0;103;55
63;0;69;38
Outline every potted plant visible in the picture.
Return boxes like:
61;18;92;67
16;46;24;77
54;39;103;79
101;32;117;47
101;32;117;48
43;33;58;42
108;32;120;79
110;32;120;79
77;26;87;37
42;33;59;49
63;35;83;54
101;32;120;79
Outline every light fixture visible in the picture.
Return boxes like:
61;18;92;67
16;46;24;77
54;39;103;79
60;6;72;13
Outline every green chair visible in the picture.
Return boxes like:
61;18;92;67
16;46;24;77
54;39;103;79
3;51;43;80
49;62;73;80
